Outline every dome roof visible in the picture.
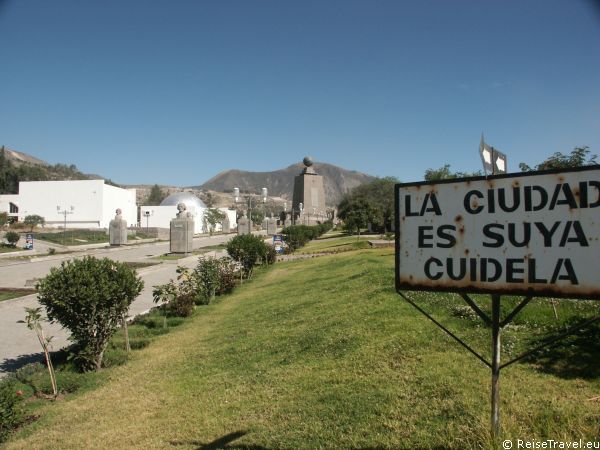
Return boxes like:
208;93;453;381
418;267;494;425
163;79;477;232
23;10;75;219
160;192;206;210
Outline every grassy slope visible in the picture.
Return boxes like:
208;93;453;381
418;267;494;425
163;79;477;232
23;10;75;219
6;249;599;449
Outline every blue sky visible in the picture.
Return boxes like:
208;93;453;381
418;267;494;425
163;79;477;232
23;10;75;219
1;0;599;187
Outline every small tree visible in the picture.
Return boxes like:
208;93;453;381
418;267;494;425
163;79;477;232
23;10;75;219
146;184;167;205
203;208;226;236
36;257;144;371
195;257;222;304
19;307;57;397
23;214;45;231
226;234;269;278
0;212;8;227
3;231;20;247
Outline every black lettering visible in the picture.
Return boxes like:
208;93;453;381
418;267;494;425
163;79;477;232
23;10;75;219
527;258;547;283
483;258;502;282
550;258;579;284
498;187;521;212
405;195;419;216
508;222;531;247
436;225;456;248
488;189;495;213
418;226;433;248
424;258;443;280
588;181;600;208
470;258;477;282
464;190;484;214
447;258;466;280
420;193;442;216
534;222;561;247
506;258;524;283
559;221;589;247
524;185;548;212
549;184;578;210
483;224;504;248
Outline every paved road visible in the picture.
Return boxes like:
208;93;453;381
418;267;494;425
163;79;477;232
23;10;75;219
0;233;240;377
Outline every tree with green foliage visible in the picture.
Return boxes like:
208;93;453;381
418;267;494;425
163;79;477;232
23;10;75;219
519;146;597;172
203;208;226;235
226;234;270;278
23;214;45;231
36;257;144;371
146;184;167;205
19;307;57;397
337;177;398;233
338;197;376;236
424;164;482;181
3;231;20;247
0;212;8;227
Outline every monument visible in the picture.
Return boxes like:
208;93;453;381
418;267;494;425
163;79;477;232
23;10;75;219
170;203;194;253
221;215;231;233
109;208;127;246
267;214;277;235
237;212;250;235
292;156;327;225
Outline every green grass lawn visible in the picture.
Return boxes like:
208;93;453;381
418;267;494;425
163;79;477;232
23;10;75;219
4;248;599;449
296;235;371;253
0;245;22;254
0;288;36;302
36;230;108;246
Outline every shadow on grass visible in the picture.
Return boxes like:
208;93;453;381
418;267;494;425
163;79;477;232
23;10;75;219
169;431;447;450
525;318;600;379
170;431;270;449
0;348;71;375
0;352;45;374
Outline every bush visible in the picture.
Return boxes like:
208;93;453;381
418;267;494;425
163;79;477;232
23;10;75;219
152;267;197;317
226;234;270;278
4;231;20;247
0;380;25;443
215;258;238;295
195;257;222;304
281;222;333;252
36;257;144;371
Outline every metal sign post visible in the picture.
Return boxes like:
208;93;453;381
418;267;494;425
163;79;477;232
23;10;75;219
395;166;600;440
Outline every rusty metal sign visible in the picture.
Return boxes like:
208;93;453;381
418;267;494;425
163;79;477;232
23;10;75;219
395;166;600;299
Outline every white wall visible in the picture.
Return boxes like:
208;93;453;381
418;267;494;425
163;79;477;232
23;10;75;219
102;184;137;228
16;180;137;229
140;205;206;234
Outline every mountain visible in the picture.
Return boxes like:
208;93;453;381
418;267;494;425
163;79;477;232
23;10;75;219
197;162;376;207
0;146;119;195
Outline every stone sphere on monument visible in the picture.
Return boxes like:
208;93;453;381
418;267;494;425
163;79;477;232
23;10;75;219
303;156;314;167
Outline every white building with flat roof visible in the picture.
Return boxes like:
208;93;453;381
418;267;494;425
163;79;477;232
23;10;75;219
0;180;136;229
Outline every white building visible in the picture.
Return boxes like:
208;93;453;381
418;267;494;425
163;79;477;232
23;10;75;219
140;191;237;234
0;180;136;229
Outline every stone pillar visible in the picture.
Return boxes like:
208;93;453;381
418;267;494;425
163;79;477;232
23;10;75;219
109;209;127;246
170;203;194;253
237;216;250;235
267;217;277;235
221;216;230;233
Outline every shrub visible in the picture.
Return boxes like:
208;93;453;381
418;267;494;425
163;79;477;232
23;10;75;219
195;257;222;304
4;231;20;247
152;267;197;317
0;380;25;443
216;258;238;295
226;234;270;278
36;257;144;371
281;222;333;252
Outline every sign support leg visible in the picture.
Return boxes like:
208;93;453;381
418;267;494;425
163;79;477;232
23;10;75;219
491;294;501;440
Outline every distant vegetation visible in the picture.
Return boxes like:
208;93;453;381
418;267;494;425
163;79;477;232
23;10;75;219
0;146;118;195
